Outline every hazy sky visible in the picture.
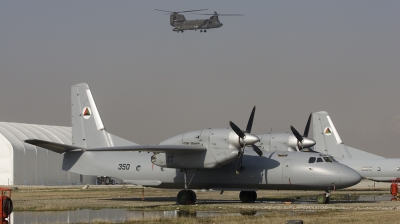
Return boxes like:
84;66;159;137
1;1;400;157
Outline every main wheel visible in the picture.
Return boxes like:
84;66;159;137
177;190;192;205
240;191;253;203
317;194;328;204
250;191;257;202
189;190;197;203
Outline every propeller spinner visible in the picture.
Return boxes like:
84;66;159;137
229;106;263;174
290;114;316;151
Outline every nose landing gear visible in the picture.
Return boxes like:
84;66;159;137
317;190;331;204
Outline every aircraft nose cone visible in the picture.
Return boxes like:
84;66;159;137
302;137;316;148
340;167;362;188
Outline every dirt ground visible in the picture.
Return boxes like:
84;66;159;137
4;180;400;223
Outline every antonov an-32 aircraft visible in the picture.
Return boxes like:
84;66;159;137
313;111;400;183
25;83;361;205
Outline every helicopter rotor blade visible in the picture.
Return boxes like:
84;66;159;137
192;13;244;16
156;9;208;14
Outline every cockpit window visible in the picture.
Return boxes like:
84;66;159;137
323;157;333;163
330;156;338;162
316;157;324;163
308;157;316;163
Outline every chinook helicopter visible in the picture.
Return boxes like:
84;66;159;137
155;9;243;33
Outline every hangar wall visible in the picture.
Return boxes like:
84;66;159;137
0;122;95;186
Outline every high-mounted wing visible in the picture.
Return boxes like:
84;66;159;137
24;139;206;154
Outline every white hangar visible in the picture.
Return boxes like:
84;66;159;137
0;122;95;186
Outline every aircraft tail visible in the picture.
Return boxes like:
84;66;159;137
312;111;382;159
312;111;351;158
71;83;137;148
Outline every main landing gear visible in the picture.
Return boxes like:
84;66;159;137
317;190;331;204
239;191;257;203
176;169;197;205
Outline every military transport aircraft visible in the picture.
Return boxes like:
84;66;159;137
312;111;400;183
25;83;361;205
155;9;243;33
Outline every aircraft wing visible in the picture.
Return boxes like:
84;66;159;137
85;145;206;154
25;139;206;154
24;139;82;154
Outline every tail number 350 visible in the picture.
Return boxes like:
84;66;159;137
118;164;130;170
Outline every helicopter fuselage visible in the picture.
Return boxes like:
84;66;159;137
171;14;222;32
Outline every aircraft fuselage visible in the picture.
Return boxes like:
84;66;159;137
63;150;361;191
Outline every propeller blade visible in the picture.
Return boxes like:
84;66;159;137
236;151;243;174
290;125;303;142
246;106;256;133
303;113;312;137
230;121;245;139
251;144;263;156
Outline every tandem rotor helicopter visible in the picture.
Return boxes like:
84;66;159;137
155;9;243;33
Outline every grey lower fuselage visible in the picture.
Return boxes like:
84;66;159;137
63;149;360;191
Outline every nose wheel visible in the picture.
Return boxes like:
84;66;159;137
317;190;331;204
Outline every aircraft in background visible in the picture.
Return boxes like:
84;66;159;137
25;83;361;205
312;111;400;183
155;9;243;33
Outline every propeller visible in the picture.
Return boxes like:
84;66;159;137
192;11;244;16
155;9;208;14
229;106;263;174
290;113;316;151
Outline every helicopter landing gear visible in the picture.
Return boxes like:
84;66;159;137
176;169;197;205
200;30;207;33
239;191;257;203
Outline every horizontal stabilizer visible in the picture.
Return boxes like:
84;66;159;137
85;145;207;154
25;139;83;154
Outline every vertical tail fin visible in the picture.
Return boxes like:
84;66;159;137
71;83;114;148
312;111;351;158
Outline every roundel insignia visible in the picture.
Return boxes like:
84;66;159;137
324;127;332;136
82;107;92;119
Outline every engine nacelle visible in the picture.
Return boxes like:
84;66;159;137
154;128;241;169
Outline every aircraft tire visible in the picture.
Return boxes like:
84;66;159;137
177;190;192;205
317;194;328;204
189;190;197;203
240;191;254;203
250;191;257;202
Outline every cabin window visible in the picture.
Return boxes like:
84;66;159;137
136;165;141;171
308;157;316;163
316;157;324;163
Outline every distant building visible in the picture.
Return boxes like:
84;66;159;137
0;122;95;186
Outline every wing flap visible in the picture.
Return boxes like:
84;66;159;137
24;139;83;154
